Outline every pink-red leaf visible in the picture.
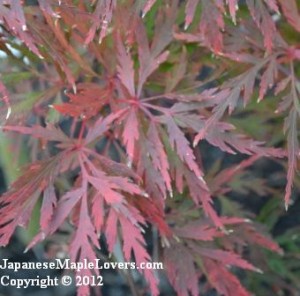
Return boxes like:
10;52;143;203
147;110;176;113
85;0;116;44
4;124;69;143
40;184;57;231
278;0;300;32
85;109;127;144
122;108;139;161
175;220;218;241
135;21;169;96
204;259;251;296
164;243;199;296
142;0;157;18
116;34;136;97
199;0;224;53
246;0;277;52
185;0;200;29
164;116;202;178
145;123;172;196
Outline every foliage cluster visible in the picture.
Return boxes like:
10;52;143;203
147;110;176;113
0;1;299;295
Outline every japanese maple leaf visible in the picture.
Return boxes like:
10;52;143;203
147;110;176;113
0;0;42;57
0;155;64;246
84;0;116;44
53;83;112;119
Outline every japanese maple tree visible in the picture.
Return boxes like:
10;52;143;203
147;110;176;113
0;0;299;296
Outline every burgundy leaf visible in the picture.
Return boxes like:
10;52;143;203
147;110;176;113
164;243;200;296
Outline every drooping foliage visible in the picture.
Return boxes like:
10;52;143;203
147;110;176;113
0;1;299;295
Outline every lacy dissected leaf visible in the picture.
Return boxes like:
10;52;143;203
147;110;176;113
276;73;300;209
91;191;105;235
28;149;150;295
85;0;116;44
84;109;127;144
164;211;277;295
1;2;300;296
71;197;100;259
246;0;277;52
204;259;251;296
122;108;139;162
71;153;149;295
25;144;146;254
70;194;100;296
39;6;93;74
116;33;136;97
211;155;260;195
185;0;239;30
40;184;57;231
135;19;170;96
53;83;110;119
230;222;283;254
85;149;141;182
151;0;178;57
184;168;223;228
165;48;187;93
137;144;170;206
199;0;224;53
130;196;172;236
4;124;69;143
26;181;84;250
192;247;258;272
0;1;42;57
174;220;219;241
30;183;103;296
105;205;159;296
119;208;150;263
192;91;239;145
172;105;284;157
205;124;285;157
120;208;159;295
40;11;95;76
258;56;278;101
80;152;145;204
0;156;63;246
164;243;200;296
142;122;172;198
164;115;202;178
27;15;76;86
193;56;277;145
116;5;175;99
162;130;222;227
